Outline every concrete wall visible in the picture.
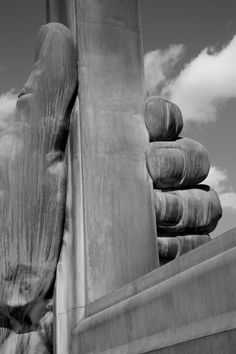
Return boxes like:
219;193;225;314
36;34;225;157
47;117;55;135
48;0;157;304
73;229;236;353
47;1;158;352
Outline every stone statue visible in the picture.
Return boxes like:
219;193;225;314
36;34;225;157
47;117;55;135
0;12;222;354
0;23;77;352
144;96;222;263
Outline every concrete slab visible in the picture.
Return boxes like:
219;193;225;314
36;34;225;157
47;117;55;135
87;228;236;316
72;229;236;353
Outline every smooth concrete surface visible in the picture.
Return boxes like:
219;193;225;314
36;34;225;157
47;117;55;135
149;329;236;354
73;235;236;353
46;0;77;36
86;227;236;316
54;100;87;354
48;1;158;353
48;0;158;304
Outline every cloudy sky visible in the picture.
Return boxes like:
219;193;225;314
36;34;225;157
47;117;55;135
141;0;236;236
0;0;235;237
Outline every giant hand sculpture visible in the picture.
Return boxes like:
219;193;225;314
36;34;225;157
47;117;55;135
0;20;223;353
145;96;222;264
0;22;77;352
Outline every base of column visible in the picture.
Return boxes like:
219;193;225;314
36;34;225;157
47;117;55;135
71;228;236;353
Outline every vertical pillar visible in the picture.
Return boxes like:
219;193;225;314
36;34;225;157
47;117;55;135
47;0;158;352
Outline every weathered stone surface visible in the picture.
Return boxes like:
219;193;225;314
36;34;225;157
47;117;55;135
0;329;10;348
38;301;53;353
48;2;159;351
149;330;236;354
158;235;211;261
0;23;77;332
73;234;236;353
0;331;50;354
48;0;157;303
145;96;183;141
146;138;210;189
0;305;53;353
154;186;222;235
85;228;236;318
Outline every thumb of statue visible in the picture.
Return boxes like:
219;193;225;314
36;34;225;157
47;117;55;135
0;22;77;336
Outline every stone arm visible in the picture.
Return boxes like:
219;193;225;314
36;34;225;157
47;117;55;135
0;22;77;352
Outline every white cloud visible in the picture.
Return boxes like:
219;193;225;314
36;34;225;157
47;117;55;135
144;44;185;96
204;166;236;211
144;35;236;124
162;35;236;123
220;192;236;210
0;90;17;130
204;166;228;194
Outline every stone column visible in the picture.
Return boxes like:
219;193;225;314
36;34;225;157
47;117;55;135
47;0;158;352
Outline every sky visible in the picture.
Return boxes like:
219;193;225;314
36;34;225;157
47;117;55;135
141;0;236;237
0;1;235;237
